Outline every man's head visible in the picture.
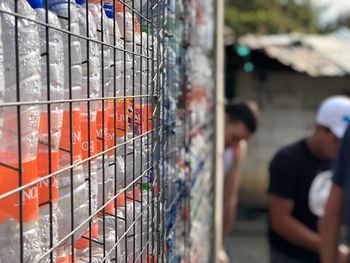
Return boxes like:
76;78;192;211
225;100;259;148
313;96;350;160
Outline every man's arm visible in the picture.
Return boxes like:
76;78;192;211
321;184;344;263
222;141;246;240
222;162;242;239
269;194;321;252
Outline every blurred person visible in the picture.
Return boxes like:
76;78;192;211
268;96;350;263
223;100;259;261
321;125;350;263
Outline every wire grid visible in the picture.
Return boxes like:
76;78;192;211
0;0;166;262
163;0;217;262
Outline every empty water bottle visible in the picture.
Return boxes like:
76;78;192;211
28;0;65;260
76;0;100;214
0;0;42;261
49;0;89;245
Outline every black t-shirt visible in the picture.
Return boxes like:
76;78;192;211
268;139;331;263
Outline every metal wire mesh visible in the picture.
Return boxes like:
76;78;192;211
0;0;219;262
0;0;167;262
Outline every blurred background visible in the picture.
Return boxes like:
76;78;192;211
224;0;350;262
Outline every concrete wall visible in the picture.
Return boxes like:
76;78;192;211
235;71;350;208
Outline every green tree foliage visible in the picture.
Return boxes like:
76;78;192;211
225;0;318;35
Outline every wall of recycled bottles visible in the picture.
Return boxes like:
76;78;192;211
164;0;217;262
0;0;219;261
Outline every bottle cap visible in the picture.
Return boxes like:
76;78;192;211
27;0;44;9
103;3;113;9
104;7;114;18
115;1;125;12
135;19;140;33
76;0;85;4
88;0;101;4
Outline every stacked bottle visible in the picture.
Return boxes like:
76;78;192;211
28;0;65;261
86;0;114;215
76;0;100;215
49;0;89;246
0;0;42;262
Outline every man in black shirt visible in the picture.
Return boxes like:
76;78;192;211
268;96;350;263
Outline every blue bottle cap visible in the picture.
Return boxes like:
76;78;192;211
76;0;85;4
104;7;114;18
103;3;113;9
27;0;44;9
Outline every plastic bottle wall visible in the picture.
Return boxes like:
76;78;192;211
0;0;219;262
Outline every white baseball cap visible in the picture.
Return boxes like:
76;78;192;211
316;96;350;139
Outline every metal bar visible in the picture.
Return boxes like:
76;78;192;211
214;0;225;261
0;94;158;108
13;0;24;261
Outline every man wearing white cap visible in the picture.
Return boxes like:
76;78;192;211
268;96;350;263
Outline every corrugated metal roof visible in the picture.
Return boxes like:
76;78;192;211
239;29;350;77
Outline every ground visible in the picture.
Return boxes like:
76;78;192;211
230;211;269;263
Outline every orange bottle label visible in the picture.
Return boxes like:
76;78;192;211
117;98;134;136
37;151;59;204
0;154;39;223
59;110;82;162
105;200;115;214
96;108;109;154
147;103;153;132
80;113;97;160
134;103;153;135
107;99;134;151
74;220;99;249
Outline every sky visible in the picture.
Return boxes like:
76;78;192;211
311;0;350;26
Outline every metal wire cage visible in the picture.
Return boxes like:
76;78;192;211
0;0;166;262
0;0;220;261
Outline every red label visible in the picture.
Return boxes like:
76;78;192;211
0;154;39;223
96;108;109;154
60;110;82;162
74;220;99;249
107;99;134;151
37;151;59;204
80;113;97;160
134;103;153;135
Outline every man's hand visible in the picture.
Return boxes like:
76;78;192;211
269;194;321;252
320;184;344;263
338;244;349;263
218;248;230;263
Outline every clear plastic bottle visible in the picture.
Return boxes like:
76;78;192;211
114;1;134;97
96;215;123;261
75;220;112;263
76;0;100;214
0;0;42;261
28;0;65;261
49;0;89;244
103;4;129;202
110;191;142;263
0;12;4;136
87;0;117;212
103;5;123;98
56;246;77;263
